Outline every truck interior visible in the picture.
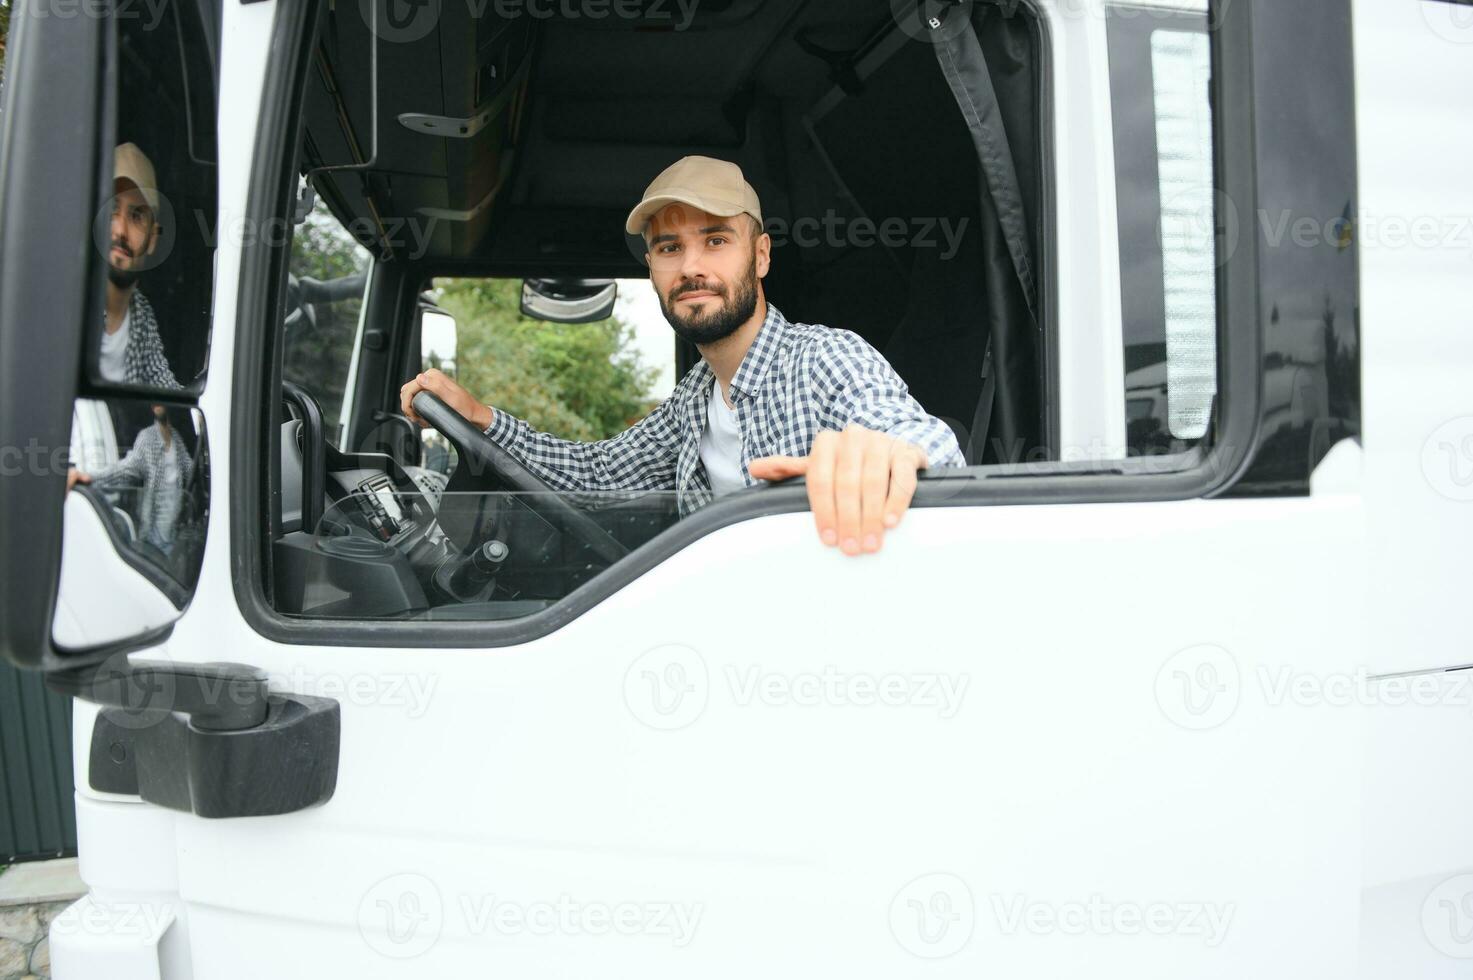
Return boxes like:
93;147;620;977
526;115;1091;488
268;0;1051;618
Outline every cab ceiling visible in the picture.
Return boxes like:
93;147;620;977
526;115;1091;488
299;0;910;272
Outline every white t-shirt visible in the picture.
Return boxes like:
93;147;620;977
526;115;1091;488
160;440;180;487
699;380;747;496
99;309;131;383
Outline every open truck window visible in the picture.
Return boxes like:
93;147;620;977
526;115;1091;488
253;0;1230;630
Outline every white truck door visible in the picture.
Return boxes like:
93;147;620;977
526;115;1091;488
1;0;1407;977
133;0;1370;978
164;496;1367;979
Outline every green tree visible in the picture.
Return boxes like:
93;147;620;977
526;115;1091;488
290;200;369;282
282;197;659;442
434;278;658;442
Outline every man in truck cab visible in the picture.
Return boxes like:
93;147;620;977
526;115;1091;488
100;142;179;389
401;156;964;557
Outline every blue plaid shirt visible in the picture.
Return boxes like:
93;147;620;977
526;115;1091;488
484;304;965;511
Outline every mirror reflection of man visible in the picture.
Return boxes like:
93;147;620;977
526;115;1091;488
101;142;179;389
402;156;965;556
68;406;192;555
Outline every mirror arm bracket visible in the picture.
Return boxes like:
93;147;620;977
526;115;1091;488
49;657;343;818
47;658;271;731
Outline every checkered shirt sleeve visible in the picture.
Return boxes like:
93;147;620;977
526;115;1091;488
805;329;966;469
483;389;684;493
480;305;965;495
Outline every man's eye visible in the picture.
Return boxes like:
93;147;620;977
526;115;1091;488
708;237;728;247
659;244;680;255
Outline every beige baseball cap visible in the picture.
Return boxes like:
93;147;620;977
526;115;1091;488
625;156;763;237
114;142;160;215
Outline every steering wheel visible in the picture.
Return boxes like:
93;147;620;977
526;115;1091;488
411;391;629;566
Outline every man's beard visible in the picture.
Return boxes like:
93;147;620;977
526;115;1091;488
107;264;141;289
107;243;141;289
658;254;759;346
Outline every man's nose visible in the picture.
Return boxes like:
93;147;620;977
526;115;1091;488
678;244;709;282
109;207;128;244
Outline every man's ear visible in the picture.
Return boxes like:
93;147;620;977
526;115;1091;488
145;223;161;257
754;232;772;279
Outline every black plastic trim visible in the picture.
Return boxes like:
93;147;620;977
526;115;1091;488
52;659;271;731
344;263;415;453
47;623;179;671
65;657;340;817
1214;0;1361;493
237;0;324;617
0;0;119;671
86;693;339;817
1026;0;1060;459
230;0;1357;649
282;380;327;531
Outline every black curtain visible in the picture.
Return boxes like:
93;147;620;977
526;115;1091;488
931;3;1044;464
791;3;1046;464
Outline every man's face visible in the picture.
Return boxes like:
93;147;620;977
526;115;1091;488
646;204;771;346
108;179;158;288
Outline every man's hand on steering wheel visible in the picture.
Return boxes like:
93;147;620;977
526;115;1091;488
405;384;631;566
401;369;491;432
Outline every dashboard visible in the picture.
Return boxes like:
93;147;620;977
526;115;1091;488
273;409;681;622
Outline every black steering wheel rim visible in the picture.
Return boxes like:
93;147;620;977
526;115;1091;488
411;391;630;566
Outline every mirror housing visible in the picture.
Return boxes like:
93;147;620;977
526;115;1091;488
53;491;185;649
520;279;618;324
419;305;459;379
0;0;113;670
1;0;219;672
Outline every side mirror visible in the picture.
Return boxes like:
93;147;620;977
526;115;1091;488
1;0;218;671
414;305;459;475
56;400;209;648
419;306;458;379
520;279;618;324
